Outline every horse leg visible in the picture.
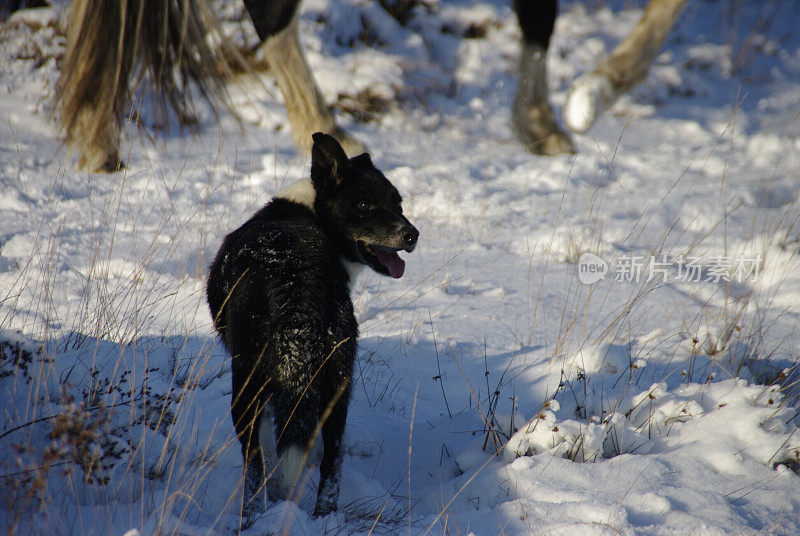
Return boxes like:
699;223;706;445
74;107;124;173
564;0;687;133
243;0;366;156
56;0;126;172
512;0;575;156
57;0;234;172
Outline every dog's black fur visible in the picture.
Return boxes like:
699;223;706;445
206;133;418;520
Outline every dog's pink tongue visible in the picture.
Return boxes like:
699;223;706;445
373;249;405;278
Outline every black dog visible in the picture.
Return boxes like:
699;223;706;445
207;132;418;520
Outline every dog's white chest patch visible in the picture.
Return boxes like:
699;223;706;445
343;259;365;286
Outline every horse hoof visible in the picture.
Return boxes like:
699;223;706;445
77;149;125;173
564;73;616;134
538;131;577;156
98;155;126;173
512;103;576;156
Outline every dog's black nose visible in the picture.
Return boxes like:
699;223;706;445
401;225;419;247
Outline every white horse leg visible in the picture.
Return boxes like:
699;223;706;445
262;19;366;156
564;0;688;133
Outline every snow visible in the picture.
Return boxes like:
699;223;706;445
2;0;800;535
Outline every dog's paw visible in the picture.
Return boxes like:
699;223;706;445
240;501;266;531
312;502;336;518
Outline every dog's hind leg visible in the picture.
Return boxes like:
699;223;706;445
269;385;322;504
265;331;327;503
512;0;575;156
313;379;351;517
564;0;687;133
243;0;366;156
230;360;269;517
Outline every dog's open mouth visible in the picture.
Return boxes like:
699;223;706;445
359;243;406;279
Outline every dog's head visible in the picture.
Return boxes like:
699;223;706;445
310;132;418;279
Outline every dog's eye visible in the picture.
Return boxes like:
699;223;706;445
358;201;374;213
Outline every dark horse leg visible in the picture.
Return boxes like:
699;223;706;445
242;0;366;156
511;0;576;156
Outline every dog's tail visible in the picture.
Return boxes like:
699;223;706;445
55;0;241;171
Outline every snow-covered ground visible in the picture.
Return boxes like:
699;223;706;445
2;1;800;534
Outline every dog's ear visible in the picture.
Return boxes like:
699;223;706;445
311;132;349;187
349;152;373;170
